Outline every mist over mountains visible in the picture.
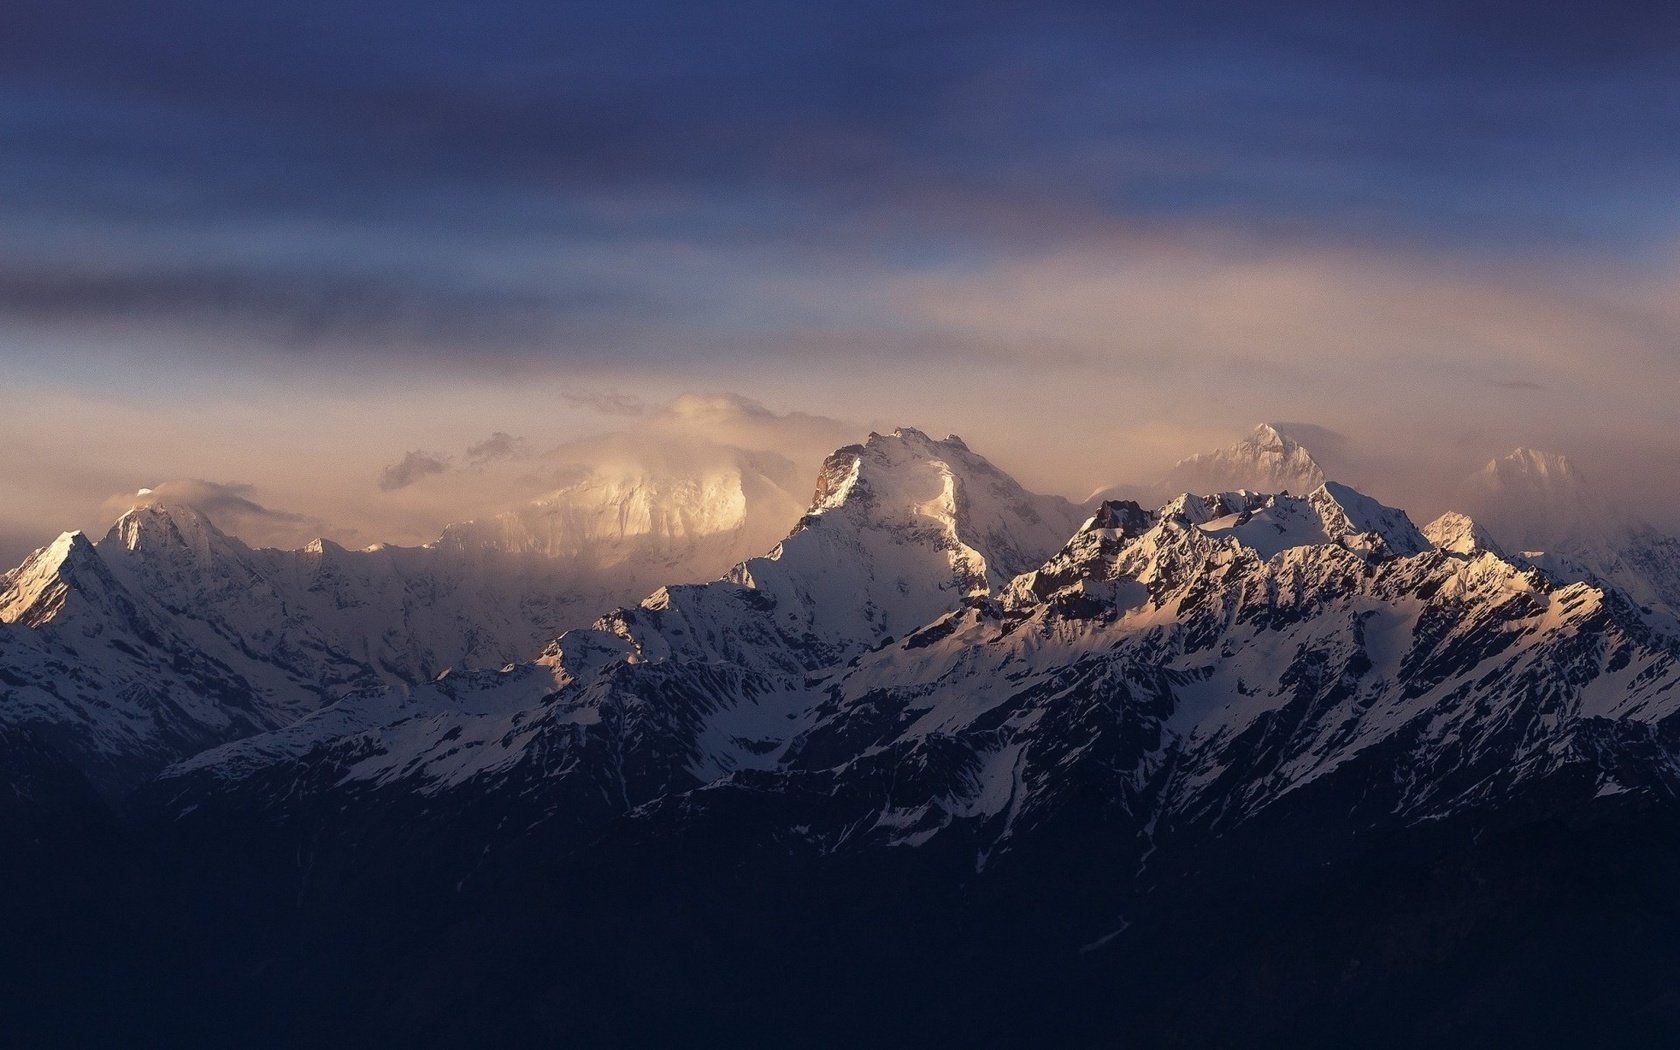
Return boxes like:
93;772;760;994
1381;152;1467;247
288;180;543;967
8;3;1678;1043
7;420;1680;1046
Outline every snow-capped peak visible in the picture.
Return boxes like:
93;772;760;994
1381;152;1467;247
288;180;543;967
1451;448;1680;633
1423;511;1505;557
34;529;91;570
1306;481;1431;558
797;427;1082;586
1163;422;1327;498
1492;447;1577;482
0;530;106;627
105;500;229;559
1009;482;1432;617
1165;484;1426;562
430;440;813;597
1455;446;1617;554
1466;447;1588;505
1088;422;1329;508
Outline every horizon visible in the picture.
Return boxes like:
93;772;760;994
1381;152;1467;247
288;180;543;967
7;8;1680;1043
5;414;1634;569
5;3;1679;557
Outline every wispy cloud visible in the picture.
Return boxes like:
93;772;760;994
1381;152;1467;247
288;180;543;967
3;2;1680;553
378;451;451;492
562;391;646;417
464;432;527;468
4;1;1675;383
311;393;862;553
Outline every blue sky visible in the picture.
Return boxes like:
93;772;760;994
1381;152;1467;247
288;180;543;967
2;1;1678;554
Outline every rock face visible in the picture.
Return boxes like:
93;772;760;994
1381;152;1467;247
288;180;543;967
9;428;1680;1046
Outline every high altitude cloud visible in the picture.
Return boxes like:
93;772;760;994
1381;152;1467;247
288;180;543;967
241;392;862;561
4;3;1680;558
871;237;1680;517
646;393;856;460
379;451;451;491
562;391;646;417
5;0;1675;377
517;394;853;497
464;432;527;468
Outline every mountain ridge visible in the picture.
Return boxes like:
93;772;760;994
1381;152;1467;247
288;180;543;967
9;424;1680;1046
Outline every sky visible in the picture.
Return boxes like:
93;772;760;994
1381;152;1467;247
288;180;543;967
2;1;1678;561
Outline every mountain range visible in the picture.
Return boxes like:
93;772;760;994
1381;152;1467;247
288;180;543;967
7;422;1680;1047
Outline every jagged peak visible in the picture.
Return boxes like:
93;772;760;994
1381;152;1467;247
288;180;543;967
811;429;1006;514
1248;421;1288;444
1470;447;1589;501
868;426;958;450
1306;481;1430;557
302;536;348;557
1158;490;1269;527
1202;422;1309;456
1009;482;1428;618
100;500;242;567
1468;447;1589;497
1157;422;1328;500
1086;499;1154;537
5;529;98;582
1145;483;1427;561
108;498;217;537
0;530;115;627
1423;511;1506;558
781;429;1083;600
435;462;763;560
42;528;94;561
1488;446;1576;478
1456;445;1621;554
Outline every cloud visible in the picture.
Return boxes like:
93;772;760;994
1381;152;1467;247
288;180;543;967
0;257;578;354
464;432;527;468
1268;422;1355;475
648;393;856;461
562;391;646;417
1269;422;1349;452
6;0;1675;396
325;391;861;558
519;394;856;490
379;451;451;491
12;1;1674;251
1493;379;1544;390
846;234;1680;523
